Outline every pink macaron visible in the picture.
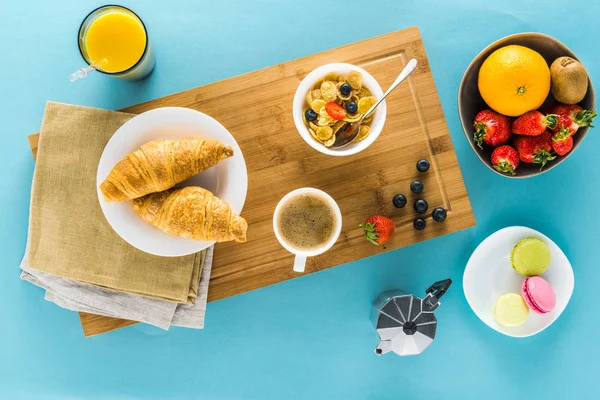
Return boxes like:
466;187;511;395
521;276;556;314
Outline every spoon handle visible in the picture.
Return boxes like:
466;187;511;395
362;58;418;120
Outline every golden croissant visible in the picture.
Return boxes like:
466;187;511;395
132;186;247;243
100;138;234;202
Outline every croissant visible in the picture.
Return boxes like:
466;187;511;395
132;186;247;243
100;138;234;202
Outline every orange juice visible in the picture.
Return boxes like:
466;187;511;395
85;11;147;73
78;6;155;80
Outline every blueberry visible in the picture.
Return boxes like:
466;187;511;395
432;207;447;222
410;180;424;194
346;101;358;113
392;194;407;208
305;109;318;122
414;218;426;230
417;159;430;172
340;83;352;96
414;199;428;214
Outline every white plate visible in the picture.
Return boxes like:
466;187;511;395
463;226;574;337
97;107;248;257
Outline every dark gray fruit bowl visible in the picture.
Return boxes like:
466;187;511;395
458;32;595;178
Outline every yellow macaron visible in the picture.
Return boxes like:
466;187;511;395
494;293;530;327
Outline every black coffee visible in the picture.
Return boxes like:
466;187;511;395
277;193;337;251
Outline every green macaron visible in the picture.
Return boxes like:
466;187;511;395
511;237;551;276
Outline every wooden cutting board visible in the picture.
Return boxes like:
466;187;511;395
28;27;475;336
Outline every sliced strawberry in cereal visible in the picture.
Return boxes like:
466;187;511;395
325;102;347;120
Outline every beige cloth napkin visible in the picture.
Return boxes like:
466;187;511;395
27;102;201;304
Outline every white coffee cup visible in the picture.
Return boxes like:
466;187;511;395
273;188;342;273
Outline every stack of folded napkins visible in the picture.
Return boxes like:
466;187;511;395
19;102;212;330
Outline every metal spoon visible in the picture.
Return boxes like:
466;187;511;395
330;58;418;149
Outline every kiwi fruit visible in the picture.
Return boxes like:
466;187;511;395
550;56;589;104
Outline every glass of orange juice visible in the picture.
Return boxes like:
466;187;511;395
78;5;155;81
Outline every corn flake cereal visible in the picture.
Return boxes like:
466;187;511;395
309;128;320;142
316;126;333;141
311;99;326;113
356;125;370;142
357;87;372;98
318;109;334;125
306;91;314;105
323;72;341;82
358;96;377;115
320;81;338;102
302;69;377;148
347;71;362;90
323;135;336;147
343;112;362;123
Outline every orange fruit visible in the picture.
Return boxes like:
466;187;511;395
478;45;550;117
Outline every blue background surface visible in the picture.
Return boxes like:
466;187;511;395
1;0;599;398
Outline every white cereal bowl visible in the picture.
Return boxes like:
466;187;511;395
97;107;248;257
292;63;386;156
463;226;574;338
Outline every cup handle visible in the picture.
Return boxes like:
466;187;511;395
293;255;307;273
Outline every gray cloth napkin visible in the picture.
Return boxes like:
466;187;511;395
19;245;213;330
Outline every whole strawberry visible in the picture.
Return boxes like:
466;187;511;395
490;145;519;176
473;110;511;149
512;111;558;136
513;131;556;170
548;104;596;135
551;127;574;156
360;216;395;245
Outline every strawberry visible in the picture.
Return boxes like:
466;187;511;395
513;131;556;170
512;111;558;136
551;127;574;156
325;102;347;120
473;110;511;149
490;145;519;176
548;104;596;135
360;216;395;245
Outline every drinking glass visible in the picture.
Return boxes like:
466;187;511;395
78;5;155;81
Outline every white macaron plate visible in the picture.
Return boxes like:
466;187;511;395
463;226;574;337
97;107;248;257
